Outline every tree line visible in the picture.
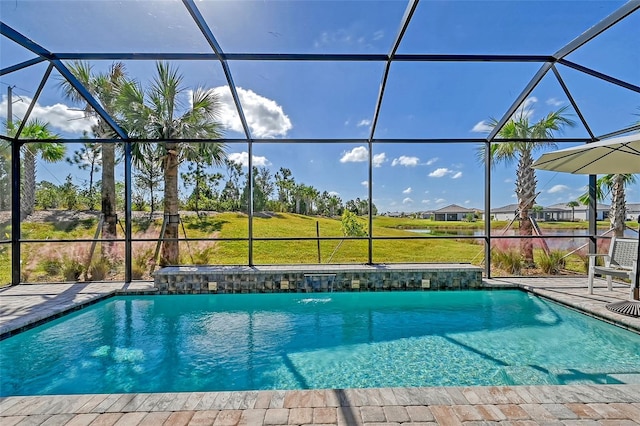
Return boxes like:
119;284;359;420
28;160;377;219
1;61;377;266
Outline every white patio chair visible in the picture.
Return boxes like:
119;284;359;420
587;237;638;295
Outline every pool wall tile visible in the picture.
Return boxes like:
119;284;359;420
153;264;483;294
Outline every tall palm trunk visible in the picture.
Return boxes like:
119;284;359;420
610;174;626;238
161;143;180;265
101;142;117;253
194;163;202;214
516;148;536;266
20;148;36;219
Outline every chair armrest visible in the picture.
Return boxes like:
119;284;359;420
588;253;610;269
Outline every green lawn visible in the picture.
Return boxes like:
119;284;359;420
1;211;634;285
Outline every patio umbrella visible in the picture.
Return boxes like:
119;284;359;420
531;133;640;174
532;134;640;317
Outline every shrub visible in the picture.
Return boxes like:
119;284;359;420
538;250;566;275
61;256;84;281
492;248;522;275
132;245;156;280
88;256;111;281
39;258;62;276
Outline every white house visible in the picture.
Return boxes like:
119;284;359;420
433;204;478;221
488;202;609;221
626;203;640;221
544;203;609;221
488;204;520;221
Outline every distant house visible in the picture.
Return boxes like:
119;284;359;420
433;204;477;221
627;203;640;221
543;203;609;221
420;211;434;219
488;204;520;221
488;202;609;221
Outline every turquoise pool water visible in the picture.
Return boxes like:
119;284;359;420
1;290;640;396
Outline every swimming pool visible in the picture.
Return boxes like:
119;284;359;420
1;290;639;396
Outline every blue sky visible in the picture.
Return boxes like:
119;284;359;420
1;0;639;213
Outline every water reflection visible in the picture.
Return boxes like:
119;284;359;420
407;228;637;251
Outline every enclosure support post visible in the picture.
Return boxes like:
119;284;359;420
11;139;21;285
124;141;132;283
484;140;492;278
588;174;597;254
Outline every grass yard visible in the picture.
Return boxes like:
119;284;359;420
0;210;635;285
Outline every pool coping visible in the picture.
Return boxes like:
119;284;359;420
2;384;640;424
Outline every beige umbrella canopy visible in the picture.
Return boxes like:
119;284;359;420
531;134;640;174
532;133;640;317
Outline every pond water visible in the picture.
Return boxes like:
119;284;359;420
406;228;638;251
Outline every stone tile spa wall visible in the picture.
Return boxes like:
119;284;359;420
153;264;484;294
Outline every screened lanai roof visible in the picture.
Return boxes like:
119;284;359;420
2;0;639;138
1;0;639;211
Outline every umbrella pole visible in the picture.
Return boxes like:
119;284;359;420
635;214;640;301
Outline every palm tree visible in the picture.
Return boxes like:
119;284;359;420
301;184;319;215
59;61;128;246
7;120;64;219
275;167;294;212
484;106;575;266
66;134;102;211
327;194;342;217
118;61;226;265
579;174;637;237
566;200;580;221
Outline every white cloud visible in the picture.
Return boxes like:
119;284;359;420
429;168;451;178
472;96;539;133
451;171;463;179
213;86;292;138
314;28;384;49
504;178;513;183
402;187;412;194
391;155;420;167
471;120;492;133
328;191;340;196
372;152;386;168
357;119;372;127
546;97;565;107
435;198;446;204
514;96;537;119
548;184;570;194
464;200;471;204
425;157;439;165
228;152;271;167
361;180;368;188
0;95;96;135
340;146;368;163
422;199;430;204
402;197;413;204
